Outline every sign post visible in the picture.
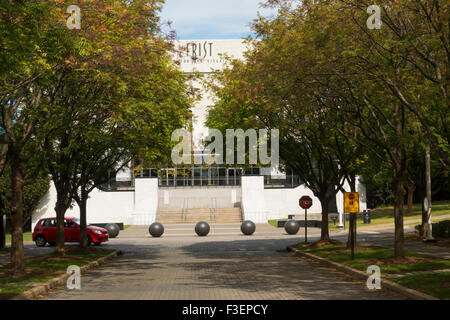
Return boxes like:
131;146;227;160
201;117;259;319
344;192;360;260
299;196;313;243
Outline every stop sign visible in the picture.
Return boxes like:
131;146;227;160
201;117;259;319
299;196;313;209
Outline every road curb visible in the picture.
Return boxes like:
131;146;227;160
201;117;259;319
286;245;439;300
11;250;119;300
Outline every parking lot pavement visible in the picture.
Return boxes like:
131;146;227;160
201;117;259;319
119;223;322;238
42;229;402;300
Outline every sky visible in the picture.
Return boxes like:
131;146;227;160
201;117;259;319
159;0;277;40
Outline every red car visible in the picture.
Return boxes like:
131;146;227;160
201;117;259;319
32;217;109;247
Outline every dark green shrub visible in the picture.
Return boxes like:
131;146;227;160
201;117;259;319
415;220;450;238
432;220;450;238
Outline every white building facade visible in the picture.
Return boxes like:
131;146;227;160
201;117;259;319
173;39;250;149
32;39;367;229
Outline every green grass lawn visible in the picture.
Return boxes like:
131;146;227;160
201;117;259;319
367;201;450;223
329;201;450;231
5;232;33;244
0;247;115;300
268;201;450;231
292;242;450;274
268;219;286;227
392;272;450;300
23;258;92;272
65;247;114;259
0;285;32;300
292;241;450;299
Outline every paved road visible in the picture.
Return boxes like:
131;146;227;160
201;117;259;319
41;224;402;300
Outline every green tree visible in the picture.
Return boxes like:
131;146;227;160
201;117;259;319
0;0;78;275
37;0;192;254
263;0;448;257
0;0;192;269
0;164;50;227
340;0;449;170
206;18;356;241
208;0;448;258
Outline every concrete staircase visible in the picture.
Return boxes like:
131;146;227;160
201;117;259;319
155;209;184;224
156;208;242;224
214;208;243;223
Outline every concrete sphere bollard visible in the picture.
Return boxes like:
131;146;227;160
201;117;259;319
105;223;120;238
149;222;164;238
241;220;256;236
284;219;300;235
195;221;210;237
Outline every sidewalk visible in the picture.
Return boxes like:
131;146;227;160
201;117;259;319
364;236;450;260
348;213;450;232
332;229;450;260
331;215;450;260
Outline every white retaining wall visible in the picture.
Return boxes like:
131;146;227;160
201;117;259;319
263;184;323;220
241;176;267;223
32;177;367;228
242;176;368;222
32;183;135;230
132;178;159;225
32;178;158;229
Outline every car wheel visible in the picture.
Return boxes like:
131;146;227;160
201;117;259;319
35;235;47;247
93;241;101;246
49;242;56;246
87;236;93;246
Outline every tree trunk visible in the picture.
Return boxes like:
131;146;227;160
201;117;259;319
319;196;330;241
10;156;25;276
54;195;69;256
406;182;415;216
78;190;89;249
417;186;427;237
393;178;406;259
422;200;429;238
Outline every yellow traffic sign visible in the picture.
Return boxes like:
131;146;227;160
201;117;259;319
344;192;360;213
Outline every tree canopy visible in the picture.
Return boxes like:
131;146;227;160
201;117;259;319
0;0;193;273
207;0;449;257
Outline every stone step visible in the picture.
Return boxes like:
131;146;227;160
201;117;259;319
159;217;243;223
156;207;242;224
158;213;242;217
187;215;242;219
184;219;242;223
157;215;183;218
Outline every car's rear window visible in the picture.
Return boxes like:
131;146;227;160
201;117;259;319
42;219;56;227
